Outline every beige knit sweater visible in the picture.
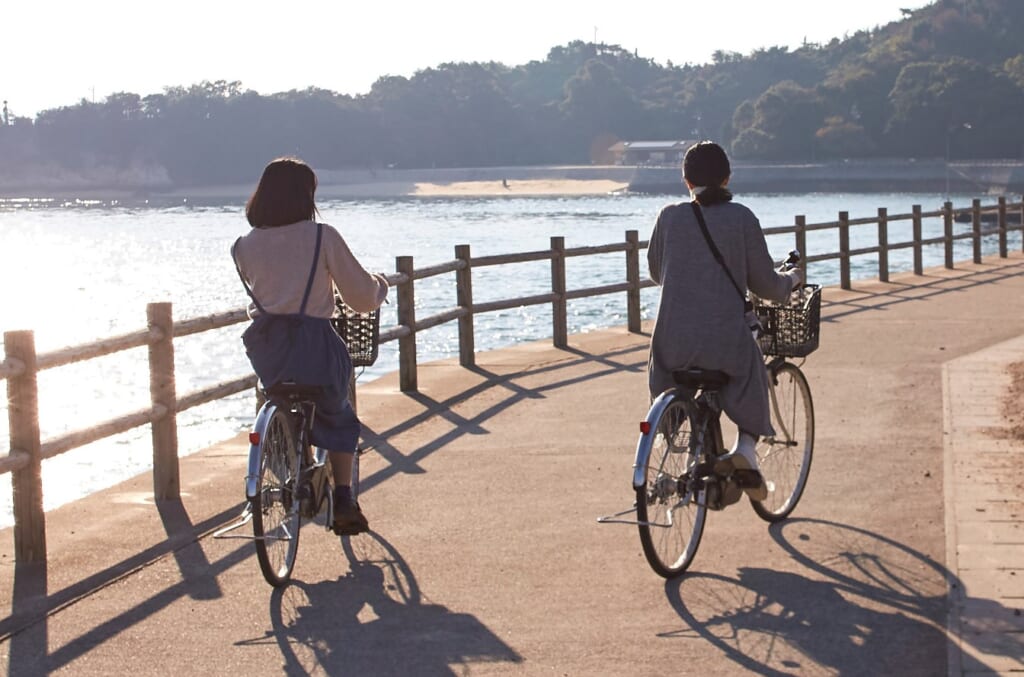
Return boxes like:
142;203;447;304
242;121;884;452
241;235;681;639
232;220;388;318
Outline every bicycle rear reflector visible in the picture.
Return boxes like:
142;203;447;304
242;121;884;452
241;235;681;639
249;432;260;445
640;422;651;434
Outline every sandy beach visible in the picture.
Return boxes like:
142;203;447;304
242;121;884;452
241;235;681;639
314;177;630;199
1;177;630;201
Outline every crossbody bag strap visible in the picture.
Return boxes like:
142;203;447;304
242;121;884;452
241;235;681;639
690;201;746;303
231;238;268;316
297;222;324;315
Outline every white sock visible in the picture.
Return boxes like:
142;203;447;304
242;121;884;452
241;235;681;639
731;432;759;468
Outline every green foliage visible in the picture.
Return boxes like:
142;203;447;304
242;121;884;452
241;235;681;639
5;0;1024;185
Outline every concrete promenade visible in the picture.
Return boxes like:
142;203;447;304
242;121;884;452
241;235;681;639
1;254;1023;675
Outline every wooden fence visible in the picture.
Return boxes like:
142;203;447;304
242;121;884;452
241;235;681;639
2;197;1023;567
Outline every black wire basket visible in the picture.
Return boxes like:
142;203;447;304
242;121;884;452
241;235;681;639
330;298;380;367
755;284;822;358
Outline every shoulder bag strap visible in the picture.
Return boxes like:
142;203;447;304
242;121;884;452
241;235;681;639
690;201;746;303
297;222;324;315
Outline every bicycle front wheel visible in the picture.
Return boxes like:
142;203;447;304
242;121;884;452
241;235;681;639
752;363;814;522
636;397;707;578
253;406;303;587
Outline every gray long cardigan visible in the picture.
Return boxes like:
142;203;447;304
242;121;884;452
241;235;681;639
647;200;795;436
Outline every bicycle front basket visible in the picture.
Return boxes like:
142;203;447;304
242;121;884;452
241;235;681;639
330;299;380;367
755;284;822;358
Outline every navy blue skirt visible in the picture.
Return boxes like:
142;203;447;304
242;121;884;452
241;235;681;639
243;315;361;451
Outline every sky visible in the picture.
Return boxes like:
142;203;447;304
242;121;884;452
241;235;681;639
3;0;935;119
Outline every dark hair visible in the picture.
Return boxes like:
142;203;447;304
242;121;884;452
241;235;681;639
245;157;319;228
683;141;733;206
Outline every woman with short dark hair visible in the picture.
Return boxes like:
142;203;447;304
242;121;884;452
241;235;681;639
647;141;802;495
232;156;388;534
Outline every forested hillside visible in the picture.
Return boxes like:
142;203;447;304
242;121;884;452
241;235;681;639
3;0;1023;187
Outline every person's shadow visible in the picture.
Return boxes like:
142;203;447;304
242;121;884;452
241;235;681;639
253;531;522;675
660;518;1022;675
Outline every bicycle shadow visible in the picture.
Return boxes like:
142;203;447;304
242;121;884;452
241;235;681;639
251;531;522;675
660;518;1020;675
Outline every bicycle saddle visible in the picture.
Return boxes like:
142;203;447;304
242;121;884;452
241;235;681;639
672;368;730;391
265;381;324;402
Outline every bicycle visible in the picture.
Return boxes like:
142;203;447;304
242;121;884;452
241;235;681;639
214;299;381;588
600;254;821;579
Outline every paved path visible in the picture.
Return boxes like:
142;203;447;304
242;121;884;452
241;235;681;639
944;335;1024;675
1;253;1023;676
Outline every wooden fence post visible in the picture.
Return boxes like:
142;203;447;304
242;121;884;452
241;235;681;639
839;211;851;290
396;256;418;392
795;216;807;270
1020;200;1024;254
971;198;982;264
944;201;954;269
625;230;641;333
551;236;567;348
998;196;1008;258
912;205;923;276
455;244;475;367
5;331;46;564
877;207;889;283
147;302;179;501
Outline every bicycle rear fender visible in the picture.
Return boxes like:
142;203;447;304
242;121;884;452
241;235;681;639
633;389;678;489
246;401;278;499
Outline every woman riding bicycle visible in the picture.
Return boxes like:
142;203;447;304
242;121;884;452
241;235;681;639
231;157;388;535
646;141;802;495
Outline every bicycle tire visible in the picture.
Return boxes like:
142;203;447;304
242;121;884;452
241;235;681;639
636;396;708;578
253;406;303;587
751;363;814;522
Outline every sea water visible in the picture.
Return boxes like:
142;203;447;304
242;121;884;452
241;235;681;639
0;191;1014;526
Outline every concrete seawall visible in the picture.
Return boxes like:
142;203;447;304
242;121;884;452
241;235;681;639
629;159;1024;195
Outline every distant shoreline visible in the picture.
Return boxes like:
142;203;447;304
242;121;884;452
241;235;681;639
3;160;1024;200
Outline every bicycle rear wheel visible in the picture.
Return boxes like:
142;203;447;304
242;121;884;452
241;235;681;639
636;397;707;578
751;363;814;522
253;406;303;587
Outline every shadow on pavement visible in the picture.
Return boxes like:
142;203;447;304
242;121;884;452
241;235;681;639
1;501;246;673
660;518;1020;675
238;531;521;675
358;340;647;495
822;259;1024;322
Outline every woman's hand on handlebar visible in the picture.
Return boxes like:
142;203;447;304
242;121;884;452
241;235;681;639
779;250;804;291
787;266;804;291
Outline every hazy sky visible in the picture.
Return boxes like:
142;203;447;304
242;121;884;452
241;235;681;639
4;0;934;118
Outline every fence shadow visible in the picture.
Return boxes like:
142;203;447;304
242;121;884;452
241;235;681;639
821;258;1024;322
358;338;647;494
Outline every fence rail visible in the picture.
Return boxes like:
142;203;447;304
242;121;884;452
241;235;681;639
3;197;1023;567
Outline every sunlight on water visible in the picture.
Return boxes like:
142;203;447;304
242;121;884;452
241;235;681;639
0;191;1016;526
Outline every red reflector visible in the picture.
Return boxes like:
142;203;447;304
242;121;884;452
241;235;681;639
640;422;651;435
249;432;260;445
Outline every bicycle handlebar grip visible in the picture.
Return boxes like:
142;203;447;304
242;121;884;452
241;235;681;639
781;249;802;271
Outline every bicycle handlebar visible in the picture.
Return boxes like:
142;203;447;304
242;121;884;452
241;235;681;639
780;249;801;272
